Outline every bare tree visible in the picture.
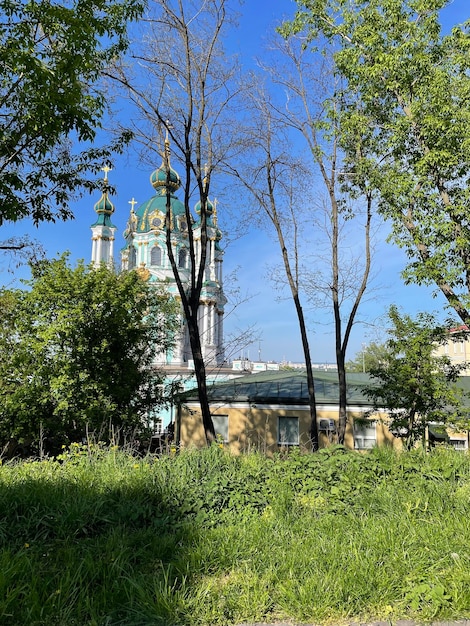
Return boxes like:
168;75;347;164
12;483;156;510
235;36;373;445
264;37;374;443
0;236;45;277
107;0;243;444
230;96;320;450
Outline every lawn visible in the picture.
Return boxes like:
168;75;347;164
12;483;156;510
1;443;470;625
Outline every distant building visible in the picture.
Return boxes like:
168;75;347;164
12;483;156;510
90;166;117;268
232;358;280;372
90;143;229;432
176;370;396;453
433;325;470;374
176;370;470;454
91;139;226;369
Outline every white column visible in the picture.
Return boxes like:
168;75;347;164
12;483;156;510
210;240;216;281
109;237;114;266
97;237;103;264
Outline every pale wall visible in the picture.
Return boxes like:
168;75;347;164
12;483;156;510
177;402;397;454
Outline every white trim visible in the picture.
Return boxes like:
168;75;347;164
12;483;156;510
185;401;374;413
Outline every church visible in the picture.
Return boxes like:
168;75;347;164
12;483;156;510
89;146;235;436
90;144;226;370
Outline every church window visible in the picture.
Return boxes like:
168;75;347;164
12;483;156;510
151;246;162;266
178;248;187;269
128;246;137;269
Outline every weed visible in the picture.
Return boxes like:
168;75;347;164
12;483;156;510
1;446;470;624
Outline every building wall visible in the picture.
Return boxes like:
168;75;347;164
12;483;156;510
177;402;398;454
433;328;470;374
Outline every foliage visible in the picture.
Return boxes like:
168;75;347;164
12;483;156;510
1;445;470;624
0;255;179;452
365;306;470;449
346;341;391;373
282;0;470;324
0;0;142;226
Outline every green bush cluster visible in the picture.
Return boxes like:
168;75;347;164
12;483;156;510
1;445;470;625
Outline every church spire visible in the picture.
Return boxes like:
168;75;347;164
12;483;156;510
150;123;181;193
92;166;116;224
91;167;117;267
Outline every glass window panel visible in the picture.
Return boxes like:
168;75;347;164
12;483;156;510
212;414;228;442
354;421;376;450
278;417;299;445
151;246;162;266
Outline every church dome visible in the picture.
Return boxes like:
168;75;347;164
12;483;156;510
133;144;189;234
150;163;181;192
194;196;214;216
91;171;116;228
193;195;221;240
93;193;114;215
134;187;187;233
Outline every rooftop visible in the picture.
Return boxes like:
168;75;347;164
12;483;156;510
183;370;375;405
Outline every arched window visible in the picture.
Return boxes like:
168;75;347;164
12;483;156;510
150;246;162;266
178;248;187;269
128;246;137;269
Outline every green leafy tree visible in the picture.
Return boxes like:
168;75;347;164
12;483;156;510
346;342;390;373
282;0;470;325
0;255;178;453
0;0;143;227
365;306;469;450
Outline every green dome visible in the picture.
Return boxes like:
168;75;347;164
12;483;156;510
150;164;181;192
131;143;189;234
194;197;214;215
193;196;221;239
91;186;116;228
135;188;188;233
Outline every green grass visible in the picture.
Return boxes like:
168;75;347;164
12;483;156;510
1;443;470;625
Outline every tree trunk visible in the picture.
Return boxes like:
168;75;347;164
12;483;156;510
336;349;347;444
293;293;319;451
187;307;216;444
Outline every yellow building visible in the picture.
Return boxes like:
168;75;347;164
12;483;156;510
176;371;398;454
433;325;470;375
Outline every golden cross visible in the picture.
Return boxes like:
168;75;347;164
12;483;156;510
101;165;112;181
128;197;137;211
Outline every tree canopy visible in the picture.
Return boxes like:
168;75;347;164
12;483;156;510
283;0;470;324
365;306;469;449
346;342;390;373
0;255;178;454
0;0;143;226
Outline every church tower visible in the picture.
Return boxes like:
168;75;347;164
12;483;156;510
119;142;226;368
90;166;117;267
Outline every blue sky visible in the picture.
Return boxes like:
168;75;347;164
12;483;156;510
1;0;468;365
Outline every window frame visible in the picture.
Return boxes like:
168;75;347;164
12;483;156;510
150;245;162;267
353;420;377;450
212;414;229;443
178;248;187;269
449;438;468;451
278;416;300;446
128;246;137;269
